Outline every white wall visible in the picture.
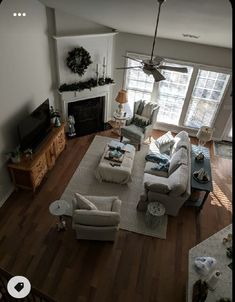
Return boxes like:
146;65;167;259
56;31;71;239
0;0;54;205
112;32;232;139
55;9;113;36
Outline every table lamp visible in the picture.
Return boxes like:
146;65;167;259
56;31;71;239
196;126;213;156
115;89;128;115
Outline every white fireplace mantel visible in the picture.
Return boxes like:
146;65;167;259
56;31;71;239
59;84;114;122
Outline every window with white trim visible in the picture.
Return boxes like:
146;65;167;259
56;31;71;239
156;62;193;125
125;56;154;103
184;70;230;128
124;53;231;129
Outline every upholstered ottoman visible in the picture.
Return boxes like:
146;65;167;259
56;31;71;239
95;144;136;184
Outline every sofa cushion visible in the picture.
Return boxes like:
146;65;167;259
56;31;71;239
74;193;98;210
171;133;190;156
73;210;120;226
155;131;175;154
175;130;189;141
132;114;150;128
144;180;170;194
169;164;189;196
144;161;168;177
168;147;188;175
121;124;145;141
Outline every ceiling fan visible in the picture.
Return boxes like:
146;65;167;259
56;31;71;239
116;0;188;82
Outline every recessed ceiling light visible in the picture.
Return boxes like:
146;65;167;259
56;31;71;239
182;33;200;39
13;13;17;16
22;12;26;16
18;12;21;16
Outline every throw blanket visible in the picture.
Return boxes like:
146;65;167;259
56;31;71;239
151;161;170;172
145;152;170;164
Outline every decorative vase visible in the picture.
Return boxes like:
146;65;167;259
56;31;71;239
11;156;21;163
54;117;61;127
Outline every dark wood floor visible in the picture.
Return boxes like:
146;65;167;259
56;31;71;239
0;129;232;302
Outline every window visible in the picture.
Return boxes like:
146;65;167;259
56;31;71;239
125;56;154;103
124;53;231;130
156;62;193;125
184;70;230;128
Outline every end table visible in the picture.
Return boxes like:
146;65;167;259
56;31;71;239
112;112;130;136
49;200;69;231
145;202;165;228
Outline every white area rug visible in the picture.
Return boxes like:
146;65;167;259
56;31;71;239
61;135;168;239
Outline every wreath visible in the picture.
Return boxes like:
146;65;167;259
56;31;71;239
66;47;92;76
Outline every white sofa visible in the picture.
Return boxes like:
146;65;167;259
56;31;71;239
137;131;191;216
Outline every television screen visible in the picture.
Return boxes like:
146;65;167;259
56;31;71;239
18;99;51;152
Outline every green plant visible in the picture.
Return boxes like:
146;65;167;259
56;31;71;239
50;106;61;118
6;146;21;158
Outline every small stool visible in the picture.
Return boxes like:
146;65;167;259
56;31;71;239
145;202;165;228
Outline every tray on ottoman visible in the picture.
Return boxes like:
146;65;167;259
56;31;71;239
95;143;136;184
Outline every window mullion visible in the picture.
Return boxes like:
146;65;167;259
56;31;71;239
178;66;198;126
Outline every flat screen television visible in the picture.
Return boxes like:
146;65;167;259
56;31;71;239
17;99;52;152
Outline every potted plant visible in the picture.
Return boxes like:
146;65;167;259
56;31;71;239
6;146;22;163
50;106;61;125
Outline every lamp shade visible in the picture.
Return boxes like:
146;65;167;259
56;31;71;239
196;126;213;144
116;89;128;104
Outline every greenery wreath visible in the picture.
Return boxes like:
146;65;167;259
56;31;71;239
66;47;92;76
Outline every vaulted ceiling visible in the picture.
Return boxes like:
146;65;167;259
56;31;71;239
40;0;232;48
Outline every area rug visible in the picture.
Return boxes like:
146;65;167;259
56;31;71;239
61;135;168;239
213;141;232;159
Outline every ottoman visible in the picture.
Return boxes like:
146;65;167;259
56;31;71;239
95;143;136;184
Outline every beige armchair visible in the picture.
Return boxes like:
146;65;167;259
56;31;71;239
72;195;122;241
120;100;160;150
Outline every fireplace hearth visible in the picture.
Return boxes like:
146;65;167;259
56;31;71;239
68;96;106;137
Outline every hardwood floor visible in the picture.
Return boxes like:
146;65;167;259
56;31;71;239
0;129;232;302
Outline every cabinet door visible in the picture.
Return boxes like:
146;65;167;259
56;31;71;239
31;154;47;190
55;128;66;158
45;142;56;170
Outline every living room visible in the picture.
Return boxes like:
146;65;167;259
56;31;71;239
0;0;232;301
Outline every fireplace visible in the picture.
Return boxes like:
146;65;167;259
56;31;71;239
68;96;106;136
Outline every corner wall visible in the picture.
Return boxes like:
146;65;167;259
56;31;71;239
0;0;54;206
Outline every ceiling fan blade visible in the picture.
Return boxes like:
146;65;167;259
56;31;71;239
158;66;188;73
143;67;165;82
122;55;143;63
151;69;166;82
116;66;142;70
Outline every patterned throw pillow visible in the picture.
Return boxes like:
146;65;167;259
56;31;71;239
155;131;175;153
132;114;150;128
141;102;156;119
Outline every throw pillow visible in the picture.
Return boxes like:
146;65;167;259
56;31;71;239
141;102;156;119
74;193;98;210
168;147;188;175
136;100;145;115
132;114;150;128
155;131;175;153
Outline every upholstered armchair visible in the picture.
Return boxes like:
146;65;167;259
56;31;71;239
72;194;122;241
120;100;160;150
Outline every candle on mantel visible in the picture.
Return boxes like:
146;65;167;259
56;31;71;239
96;64;99;73
103;57;105;66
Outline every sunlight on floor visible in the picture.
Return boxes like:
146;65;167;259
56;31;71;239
210;181;232;213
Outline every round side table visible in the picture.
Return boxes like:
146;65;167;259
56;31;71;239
145;202;165;228
112;112;130;136
49;200;69;231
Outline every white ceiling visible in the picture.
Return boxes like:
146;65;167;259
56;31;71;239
40;0;232;48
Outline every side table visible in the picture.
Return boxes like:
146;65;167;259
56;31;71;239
49;200;69;231
145;202;165;228
185;145;213;212
112;112;130;136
